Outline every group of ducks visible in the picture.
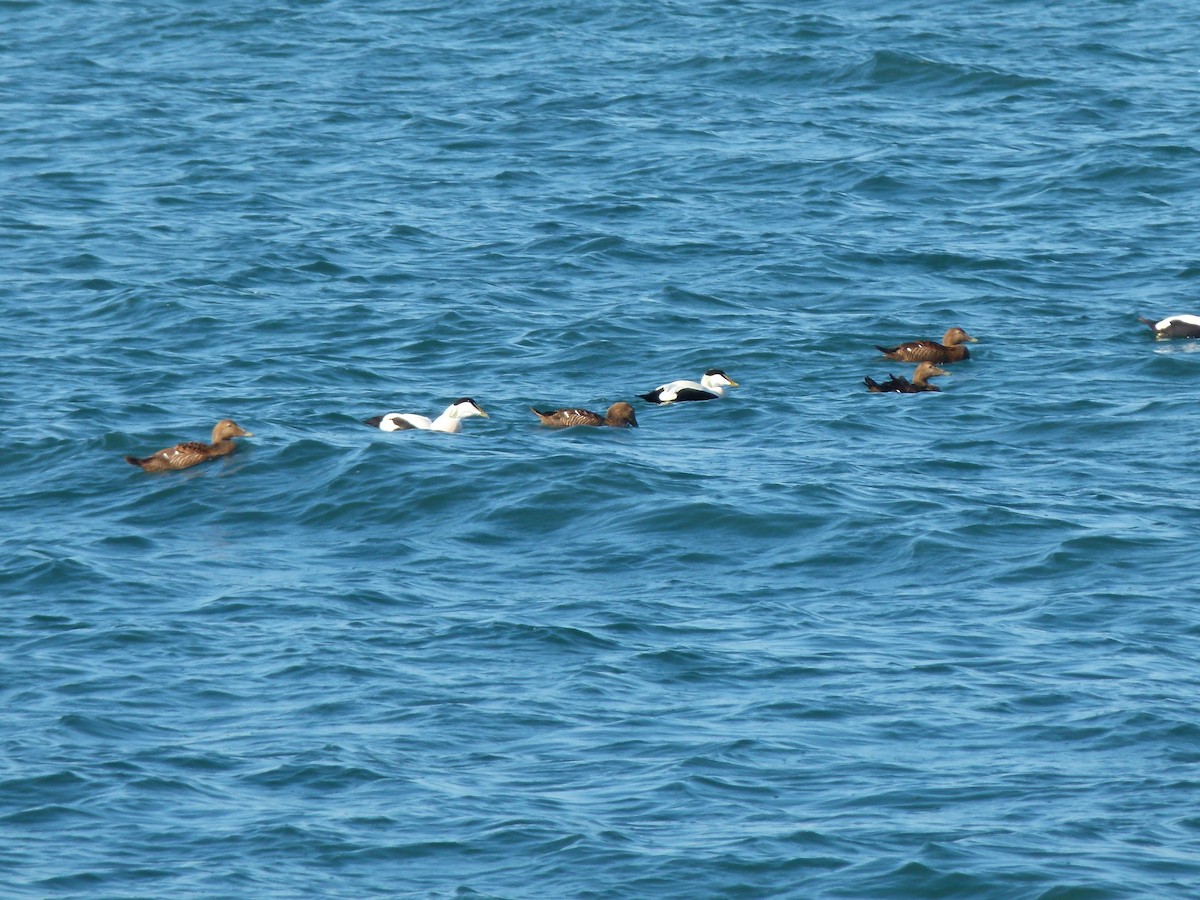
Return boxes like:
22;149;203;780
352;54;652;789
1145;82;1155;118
863;326;978;393
123;313;1196;473
123;368;740;472
356;366;740;436
857;313;1200;396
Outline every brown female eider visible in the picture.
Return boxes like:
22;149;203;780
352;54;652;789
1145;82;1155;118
639;369;738;404
876;327;977;363
125;419;253;472
364;398;488;433
531;402;638;428
864;362;949;393
1138;314;1200;340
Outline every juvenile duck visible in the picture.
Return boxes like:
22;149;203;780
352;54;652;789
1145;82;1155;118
876;327;977;363
125;419;253;472
364;398;488;433
639;369;738;404
1138;314;1200;340
531;401;638;428
864;362;949;393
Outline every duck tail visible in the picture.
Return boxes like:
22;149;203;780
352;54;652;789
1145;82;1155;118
638;391;660;403
875;345;897;358
864;377;882;392
1137;316;1156;329
124;456;146;468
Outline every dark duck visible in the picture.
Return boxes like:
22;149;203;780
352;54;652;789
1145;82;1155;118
125;419;253;472
876;327;977;363
531;401;638;428
864;362;949;393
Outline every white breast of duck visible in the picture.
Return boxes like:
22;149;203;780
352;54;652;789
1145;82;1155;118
640;369;738;404
365;398;488;433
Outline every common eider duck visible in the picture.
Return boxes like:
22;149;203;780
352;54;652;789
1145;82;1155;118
531;401;638;428
124;419;253;472
639;369;738;404
364;398;488;433
1138;315;1200;340
876;327;977;363
864;362;949;393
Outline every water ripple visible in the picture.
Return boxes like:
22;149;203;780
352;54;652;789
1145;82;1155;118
4;0;1200;897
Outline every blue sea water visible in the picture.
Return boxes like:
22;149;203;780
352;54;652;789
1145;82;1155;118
4;0;1200;896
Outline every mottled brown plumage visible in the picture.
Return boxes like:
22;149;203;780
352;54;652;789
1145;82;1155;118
864;362;949;393
531;401;638;428
876;327;977;363
124;419;253;472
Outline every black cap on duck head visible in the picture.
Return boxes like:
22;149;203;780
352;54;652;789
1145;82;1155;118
451;398;488;417
701;369;738;388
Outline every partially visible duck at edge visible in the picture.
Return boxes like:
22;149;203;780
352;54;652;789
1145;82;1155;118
864;362;949;394
125;419;253;472
876;327;977;363
1138;314;1200;340
531;401;638;428
639;369;738;404
364;397;488;433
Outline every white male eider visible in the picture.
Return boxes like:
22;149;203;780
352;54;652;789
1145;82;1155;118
1138;315;1200;340
639;369;739;404
364;398;488;433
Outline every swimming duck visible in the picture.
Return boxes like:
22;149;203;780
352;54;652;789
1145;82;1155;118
864;362;949;393
364;398;488;433
639;369;738;404
124;419;253;472
531;401;638;428
876;327;977;363
1138;314;1200;340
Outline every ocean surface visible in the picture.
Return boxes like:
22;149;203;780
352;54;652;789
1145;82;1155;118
3;0;1200;896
